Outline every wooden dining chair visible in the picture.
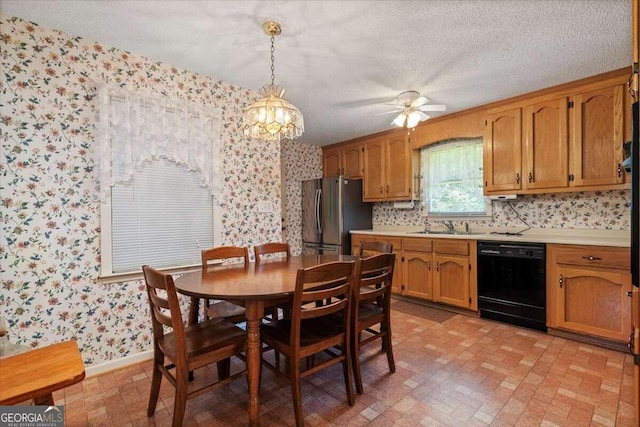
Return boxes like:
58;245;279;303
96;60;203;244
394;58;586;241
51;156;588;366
254;242;291;263
260;260;356;426
203;246;250;323
255;242;291;319
350;253;396;394
142;265;247;427
359;240;393;257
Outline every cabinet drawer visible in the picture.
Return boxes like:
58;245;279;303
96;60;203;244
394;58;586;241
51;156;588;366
433;240;469;256
552;244;630;270
402;238;432;252
352;234;376;244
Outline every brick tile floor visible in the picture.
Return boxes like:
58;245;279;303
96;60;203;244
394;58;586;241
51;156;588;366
53;303;636;426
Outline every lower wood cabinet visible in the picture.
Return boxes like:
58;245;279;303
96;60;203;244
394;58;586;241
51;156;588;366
402;238;433;300
351;234;477;310
547;244;632;343
434;254;471;309
432;240;476;310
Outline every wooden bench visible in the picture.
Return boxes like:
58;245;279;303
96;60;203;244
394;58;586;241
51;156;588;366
0;340;85;405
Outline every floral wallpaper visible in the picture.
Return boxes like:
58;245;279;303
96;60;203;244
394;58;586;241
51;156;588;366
0;15;312;366
373;189;631;230
281;140;323;255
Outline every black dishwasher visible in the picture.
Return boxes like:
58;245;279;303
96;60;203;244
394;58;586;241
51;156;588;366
477;241;546;331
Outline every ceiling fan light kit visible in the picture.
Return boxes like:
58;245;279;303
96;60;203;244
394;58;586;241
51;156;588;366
242;21;304;142
389;90;445;129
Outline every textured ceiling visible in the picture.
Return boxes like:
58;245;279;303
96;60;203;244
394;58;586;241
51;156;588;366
0;0;632;147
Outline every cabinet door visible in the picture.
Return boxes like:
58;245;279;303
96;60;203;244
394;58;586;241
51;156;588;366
433;254;470;309
484;108;522;193
323;148;342;177
403;251;433;300
570;84;625;187
342;144;363;178
556;266;632;341
523;98;569;190
363;138;385;201
385;134;412;199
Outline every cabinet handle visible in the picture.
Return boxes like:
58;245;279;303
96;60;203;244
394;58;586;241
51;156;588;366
516;173;520;184
581;256;602;261
528;172;533;183
379;186;384;195
627;291;633;297
618;163;622;178
386;185;389;194
435;261;439;272
427;261;431;271
559;274;563;288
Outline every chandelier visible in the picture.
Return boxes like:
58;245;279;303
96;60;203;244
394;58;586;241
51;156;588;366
242;21;304;142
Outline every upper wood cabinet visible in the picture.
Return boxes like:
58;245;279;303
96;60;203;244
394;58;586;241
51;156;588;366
523;97;569;190
362;132;417;201
484;76;629;196
322;142;363;178
483;107;522;193
570;84;625;187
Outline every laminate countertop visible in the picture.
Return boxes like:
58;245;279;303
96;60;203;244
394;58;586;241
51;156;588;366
350;227;630;248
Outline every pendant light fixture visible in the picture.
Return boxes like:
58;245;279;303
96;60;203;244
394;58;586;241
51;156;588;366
242;21;304;142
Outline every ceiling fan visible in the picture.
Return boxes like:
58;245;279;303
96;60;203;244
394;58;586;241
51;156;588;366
383;90;447;128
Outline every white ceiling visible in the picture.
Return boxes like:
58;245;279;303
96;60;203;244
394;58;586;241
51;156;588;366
0;0;632;147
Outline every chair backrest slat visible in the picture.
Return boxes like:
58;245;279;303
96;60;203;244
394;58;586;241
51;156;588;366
201;246;250;268
291;261;355;340
359;240;393;258
142;265;187;361
354;253;395;305
254;242;290;263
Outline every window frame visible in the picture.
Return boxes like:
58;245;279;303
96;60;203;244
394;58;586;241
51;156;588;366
420;138;492;221
98;87;222;283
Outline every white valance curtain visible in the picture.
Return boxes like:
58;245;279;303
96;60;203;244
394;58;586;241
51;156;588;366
98;85;222;200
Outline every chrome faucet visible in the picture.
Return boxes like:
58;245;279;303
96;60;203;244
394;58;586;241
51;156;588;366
436;220;455;232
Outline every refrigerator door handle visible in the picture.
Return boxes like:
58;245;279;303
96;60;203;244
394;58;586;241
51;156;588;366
316;188;322;234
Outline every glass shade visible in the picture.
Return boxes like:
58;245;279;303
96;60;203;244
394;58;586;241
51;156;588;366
243;84;304;142
393;113;407;127
406;111;422;128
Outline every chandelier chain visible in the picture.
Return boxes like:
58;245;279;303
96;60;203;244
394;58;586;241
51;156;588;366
270;36;276;86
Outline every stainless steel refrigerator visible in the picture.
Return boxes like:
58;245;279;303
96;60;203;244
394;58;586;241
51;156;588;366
302;177;372;255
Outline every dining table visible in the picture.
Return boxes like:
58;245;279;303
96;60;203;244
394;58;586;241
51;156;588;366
174;253;357;426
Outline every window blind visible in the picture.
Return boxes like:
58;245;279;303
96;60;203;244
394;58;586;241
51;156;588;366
111;158;213;273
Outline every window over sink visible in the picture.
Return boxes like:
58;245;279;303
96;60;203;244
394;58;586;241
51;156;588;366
420;138;491;219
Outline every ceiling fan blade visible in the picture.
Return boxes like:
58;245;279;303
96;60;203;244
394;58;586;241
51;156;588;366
418;104;447;112
376;110;402;116
411;96;430;107
416;111;430;120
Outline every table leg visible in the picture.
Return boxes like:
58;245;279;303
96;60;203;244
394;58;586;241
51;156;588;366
188;296;200;326
244;300;264;427
188;297;201;382
34;393;54;406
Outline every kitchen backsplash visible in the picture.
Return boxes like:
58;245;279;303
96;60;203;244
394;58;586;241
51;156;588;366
373;189;631;230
